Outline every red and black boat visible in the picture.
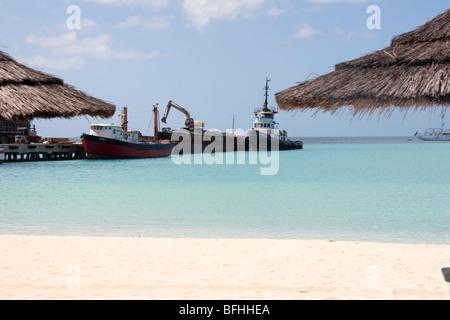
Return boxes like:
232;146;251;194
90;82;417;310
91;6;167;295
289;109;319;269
82;106;175;159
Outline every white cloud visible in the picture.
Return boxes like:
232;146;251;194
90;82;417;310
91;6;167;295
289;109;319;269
19;55;84;70
78;0;170;10
335;27;371;41
22;31;158;70
182;0;265;30
295;22;323;38
307;0;368;3
267;7;282;18
26;32;78;49
115;15;172;30
82;18;96;28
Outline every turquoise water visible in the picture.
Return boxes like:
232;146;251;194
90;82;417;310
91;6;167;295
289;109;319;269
1;137;449;244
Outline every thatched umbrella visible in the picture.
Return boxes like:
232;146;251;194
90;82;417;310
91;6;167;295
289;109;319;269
0;50;115;120
275;9;450;119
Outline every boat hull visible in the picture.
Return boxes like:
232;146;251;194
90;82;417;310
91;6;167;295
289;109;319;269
418;135;450;141
82;134;175;159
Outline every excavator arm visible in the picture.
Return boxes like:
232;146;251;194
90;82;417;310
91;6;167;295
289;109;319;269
161;100;195;128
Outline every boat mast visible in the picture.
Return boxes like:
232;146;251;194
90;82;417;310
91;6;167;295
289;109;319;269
263;77;271;111
120;107;128;132
153;105;159;142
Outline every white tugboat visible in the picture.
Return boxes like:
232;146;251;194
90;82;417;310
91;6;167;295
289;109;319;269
250;78;302;150
416;107;450;141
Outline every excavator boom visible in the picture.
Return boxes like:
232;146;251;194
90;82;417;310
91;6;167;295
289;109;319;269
162;100;195;128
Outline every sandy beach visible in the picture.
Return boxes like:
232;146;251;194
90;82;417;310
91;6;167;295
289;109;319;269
0;234;449;300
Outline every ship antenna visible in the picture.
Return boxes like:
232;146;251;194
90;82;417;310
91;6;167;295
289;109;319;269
263;77;271;111
441;106;447;130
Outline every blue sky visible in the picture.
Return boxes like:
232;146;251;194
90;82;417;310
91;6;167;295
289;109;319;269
0;0;448;138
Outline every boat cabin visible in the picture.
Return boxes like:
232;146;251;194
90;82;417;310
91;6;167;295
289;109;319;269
89;124;139;144
253;108;278;131
252;108;287;141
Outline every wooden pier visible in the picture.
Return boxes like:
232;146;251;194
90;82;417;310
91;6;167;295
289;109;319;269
1;143;86;162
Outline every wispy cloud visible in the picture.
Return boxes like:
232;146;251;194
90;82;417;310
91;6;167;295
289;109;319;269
21;31;158;70
307;0;369;3
295;22;323;38
182;0;265;31
81;18;96;28
77;0;170;10
335;27;372;41
115;15;172;30
267;6;282;18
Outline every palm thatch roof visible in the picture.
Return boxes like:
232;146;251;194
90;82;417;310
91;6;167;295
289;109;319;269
275;8;450;119
0;50;115;120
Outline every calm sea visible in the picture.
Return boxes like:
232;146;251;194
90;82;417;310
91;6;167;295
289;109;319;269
1;136;449;244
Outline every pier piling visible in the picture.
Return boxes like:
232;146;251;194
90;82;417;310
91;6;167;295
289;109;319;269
1;143;86;162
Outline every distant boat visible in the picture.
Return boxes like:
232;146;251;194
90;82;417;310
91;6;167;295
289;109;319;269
81;106;175;159
0;146;4;164
251;78;282;139
249;78;303;150
416;107;450;141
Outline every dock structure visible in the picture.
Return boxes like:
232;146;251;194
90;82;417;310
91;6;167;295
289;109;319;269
1;143;86;162
1;131;303;162
169;130;303;154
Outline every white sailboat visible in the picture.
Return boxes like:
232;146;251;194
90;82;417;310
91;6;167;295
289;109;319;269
416;107;450;141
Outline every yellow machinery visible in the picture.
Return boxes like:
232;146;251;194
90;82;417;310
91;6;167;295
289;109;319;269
161;100;204;130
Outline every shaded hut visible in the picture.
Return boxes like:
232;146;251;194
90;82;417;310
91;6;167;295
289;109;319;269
0;50;115;121
275;9;450;119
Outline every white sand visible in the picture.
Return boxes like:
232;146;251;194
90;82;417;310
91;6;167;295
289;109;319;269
0;235;449;300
